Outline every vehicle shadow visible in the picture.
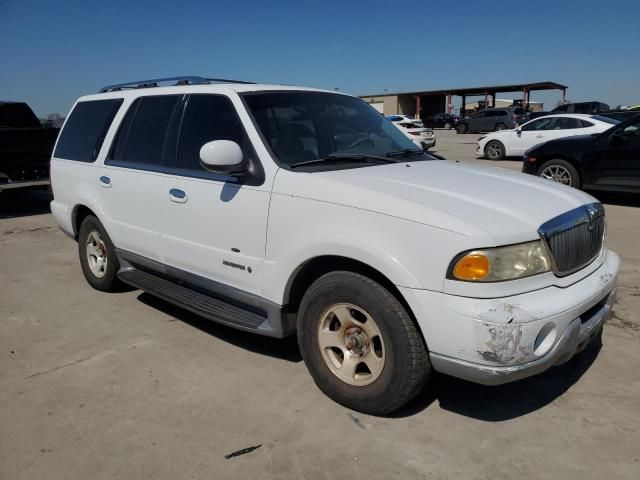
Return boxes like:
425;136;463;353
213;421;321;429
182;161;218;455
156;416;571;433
588;191;640;208
388;333;603;421
137;292;303;363
0;190;52;219
138;291;602;420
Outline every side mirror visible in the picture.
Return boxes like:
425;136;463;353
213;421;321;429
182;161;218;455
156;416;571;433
199;140;246;176
516;127;522;136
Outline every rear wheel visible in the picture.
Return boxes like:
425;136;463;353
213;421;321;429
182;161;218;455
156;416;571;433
297;271;431;415
457;123;468;134
484;140;506;160
537;159;581;188
444;122;452;130
78;215;125;292
495;122;507;131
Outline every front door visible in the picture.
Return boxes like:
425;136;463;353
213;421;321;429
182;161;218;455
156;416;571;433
590;119;640;190
158;94;270;297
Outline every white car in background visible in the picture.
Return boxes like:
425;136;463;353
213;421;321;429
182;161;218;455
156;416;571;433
476;114;618;160
386;115;424;128
389;118;436;150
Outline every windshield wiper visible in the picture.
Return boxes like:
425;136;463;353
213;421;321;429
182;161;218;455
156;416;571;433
289;154;399;169
385;148;424;158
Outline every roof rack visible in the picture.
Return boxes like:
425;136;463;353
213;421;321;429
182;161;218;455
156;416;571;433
99;76;254;93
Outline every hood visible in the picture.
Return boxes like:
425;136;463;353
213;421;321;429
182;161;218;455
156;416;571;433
273;160;597;245
530;134;596;152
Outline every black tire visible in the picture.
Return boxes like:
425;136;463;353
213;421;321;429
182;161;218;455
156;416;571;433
297;271;431;415
537;159;581;188
78;215;125;292
494;122;506;131
484;140;506;160
457;123;468;134
444;122;452;130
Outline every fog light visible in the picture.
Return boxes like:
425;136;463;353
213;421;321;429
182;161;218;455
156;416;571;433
533;323;557;357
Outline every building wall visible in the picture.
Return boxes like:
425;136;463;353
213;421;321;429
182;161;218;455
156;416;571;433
361;95;399;115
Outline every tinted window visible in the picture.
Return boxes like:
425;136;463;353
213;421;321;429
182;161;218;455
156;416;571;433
522;118;555;131
54;99;123;162
111;95;180;165
176;95;248;170
580;120;595;128
551;117;582;129
243;91;419;167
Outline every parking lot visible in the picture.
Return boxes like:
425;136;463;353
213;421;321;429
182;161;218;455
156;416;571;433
1;129;639;480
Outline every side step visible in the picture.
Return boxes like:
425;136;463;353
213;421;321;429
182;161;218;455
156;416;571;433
118;268;268;332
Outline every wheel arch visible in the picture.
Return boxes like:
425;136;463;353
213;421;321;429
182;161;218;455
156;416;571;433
71;204;100;239
284;255;422;332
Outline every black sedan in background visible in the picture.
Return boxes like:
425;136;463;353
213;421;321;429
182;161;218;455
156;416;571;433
421;113;460;130
522;114;640;192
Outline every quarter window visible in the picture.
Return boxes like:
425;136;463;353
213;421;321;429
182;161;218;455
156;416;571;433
54;99;123;162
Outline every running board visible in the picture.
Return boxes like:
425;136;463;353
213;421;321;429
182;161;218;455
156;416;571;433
118;268;270;333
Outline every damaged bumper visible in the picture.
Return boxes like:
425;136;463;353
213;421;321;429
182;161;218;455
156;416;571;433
400;248;619;386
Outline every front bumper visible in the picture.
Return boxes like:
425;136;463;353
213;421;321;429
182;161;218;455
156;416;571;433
399;248;619;385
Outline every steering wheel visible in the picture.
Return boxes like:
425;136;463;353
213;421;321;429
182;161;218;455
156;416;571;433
347;136;375;150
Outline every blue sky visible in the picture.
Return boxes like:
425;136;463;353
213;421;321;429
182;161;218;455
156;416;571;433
1;0;638;117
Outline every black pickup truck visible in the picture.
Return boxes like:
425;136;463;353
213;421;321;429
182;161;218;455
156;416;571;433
0;101;59;192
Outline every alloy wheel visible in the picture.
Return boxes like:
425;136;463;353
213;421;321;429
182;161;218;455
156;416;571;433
317;303;385;386
540;165;572;185
86;230;108;278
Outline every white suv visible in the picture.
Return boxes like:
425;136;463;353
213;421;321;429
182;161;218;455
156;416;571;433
50;77;619;414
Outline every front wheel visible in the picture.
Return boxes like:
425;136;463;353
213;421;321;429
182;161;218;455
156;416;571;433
297;271;431;415
537;159;581;188
457;123;468;134
495;122;507;131
444;122;452;130
484;140;506;160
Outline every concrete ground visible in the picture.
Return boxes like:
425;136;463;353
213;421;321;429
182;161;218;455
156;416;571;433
1;130;639;479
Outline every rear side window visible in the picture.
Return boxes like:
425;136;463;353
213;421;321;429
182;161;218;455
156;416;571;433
110;95;181;166
580;120;595;128
176;95;248;171
54;99;123;162
551;117;582;129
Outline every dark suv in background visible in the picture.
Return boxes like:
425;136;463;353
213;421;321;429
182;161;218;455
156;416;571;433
457;108;517;133
551;101;610;115
421;113;460;130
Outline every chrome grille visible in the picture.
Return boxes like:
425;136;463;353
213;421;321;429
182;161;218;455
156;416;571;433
538;203;605;277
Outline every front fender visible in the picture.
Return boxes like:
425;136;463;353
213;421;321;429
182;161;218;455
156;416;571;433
262;193;470;305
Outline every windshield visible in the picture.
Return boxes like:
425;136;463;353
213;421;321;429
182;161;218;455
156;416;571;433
242;91;420;167
591;115;620;125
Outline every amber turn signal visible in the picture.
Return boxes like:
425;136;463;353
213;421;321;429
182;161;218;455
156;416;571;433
453;253;490;281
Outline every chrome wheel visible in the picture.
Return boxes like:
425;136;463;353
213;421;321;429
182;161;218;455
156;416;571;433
317;303;385;386
444;122;451;129
540;165;572;185
85;230;108;278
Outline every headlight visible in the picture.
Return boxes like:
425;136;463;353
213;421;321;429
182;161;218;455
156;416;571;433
449;241;551;282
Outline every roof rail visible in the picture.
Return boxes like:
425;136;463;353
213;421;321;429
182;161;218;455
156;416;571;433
99;76;254;93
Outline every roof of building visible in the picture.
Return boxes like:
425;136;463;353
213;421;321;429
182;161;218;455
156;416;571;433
361;81;568;98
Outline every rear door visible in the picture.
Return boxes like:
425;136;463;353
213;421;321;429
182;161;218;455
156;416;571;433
98;94;183;261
